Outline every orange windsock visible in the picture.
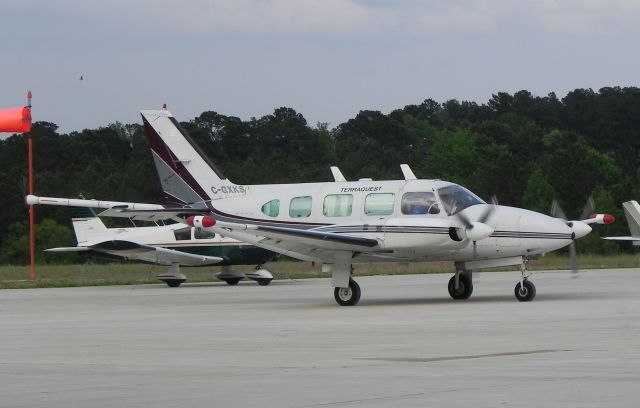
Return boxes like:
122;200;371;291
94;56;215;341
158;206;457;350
0;106;32;133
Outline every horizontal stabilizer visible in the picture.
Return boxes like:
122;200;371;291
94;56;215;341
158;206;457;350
45;247;91;252
97;207;207;221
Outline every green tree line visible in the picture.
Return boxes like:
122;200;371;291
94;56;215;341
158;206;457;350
1;87;639;264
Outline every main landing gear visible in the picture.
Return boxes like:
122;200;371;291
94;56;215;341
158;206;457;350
157;264;187;287
448;270;473;300
334;279;361;306
215;265;274;286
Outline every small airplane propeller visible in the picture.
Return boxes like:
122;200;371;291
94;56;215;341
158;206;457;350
550;196;613;276
456;195;498;242
455;195;499;286
550;198;580;275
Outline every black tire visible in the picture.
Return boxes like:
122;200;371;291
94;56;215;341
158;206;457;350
334;279;361;306
225;278;241;285
514;280;536;301
256;278;272;286
448;274;473;300
165;280;183;287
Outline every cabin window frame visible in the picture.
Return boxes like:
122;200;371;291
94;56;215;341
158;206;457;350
289;196;313;218
261;199;280;217
364;193;395;216
323;194;354;217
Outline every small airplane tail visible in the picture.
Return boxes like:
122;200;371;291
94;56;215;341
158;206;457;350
603;200;640;245
623;201;640;244
69;206;108;245
141;109;238;206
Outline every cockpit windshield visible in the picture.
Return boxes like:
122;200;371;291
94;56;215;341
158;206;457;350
437;185;485;216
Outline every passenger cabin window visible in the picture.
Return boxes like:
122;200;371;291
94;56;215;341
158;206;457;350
364;193;395;216
438;185;484;215
323;194;353;217
194;228;216;239
401;192;440;215
173;227;192;241
261;199;280;217
289;196;312;218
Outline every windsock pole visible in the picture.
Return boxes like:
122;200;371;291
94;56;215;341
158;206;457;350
27;91;35;281
0;92;34;280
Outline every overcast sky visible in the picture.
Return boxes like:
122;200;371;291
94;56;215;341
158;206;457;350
1;0;639;133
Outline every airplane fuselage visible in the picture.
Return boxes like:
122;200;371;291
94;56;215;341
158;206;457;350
199;179;577;264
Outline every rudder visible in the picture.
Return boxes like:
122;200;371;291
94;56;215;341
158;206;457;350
141;109;235;206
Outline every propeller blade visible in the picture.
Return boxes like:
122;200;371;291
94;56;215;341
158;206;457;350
569;240;578;276
579;195;596;221
456;211;473;229
478;195;498;223
550;199;567;220
472;240;481;284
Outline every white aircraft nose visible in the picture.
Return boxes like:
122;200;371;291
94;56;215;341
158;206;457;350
568;221;592;239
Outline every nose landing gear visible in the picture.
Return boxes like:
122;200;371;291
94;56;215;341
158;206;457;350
515;257;536;301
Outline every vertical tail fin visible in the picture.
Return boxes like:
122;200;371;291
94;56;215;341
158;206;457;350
141;109;234;206
622;201;640;245
70;206;108;245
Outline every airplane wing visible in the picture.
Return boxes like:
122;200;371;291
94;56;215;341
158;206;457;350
46;240;223;266
254;225;379;249
184;216;381;263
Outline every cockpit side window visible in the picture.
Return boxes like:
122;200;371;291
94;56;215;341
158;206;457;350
194;228;216;239
401;192;440;215
173;227;192;241
437;185;485;215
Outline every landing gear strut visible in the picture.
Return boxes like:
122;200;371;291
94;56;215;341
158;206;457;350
157;264;187;287
514;257;536;301
245;265;274;286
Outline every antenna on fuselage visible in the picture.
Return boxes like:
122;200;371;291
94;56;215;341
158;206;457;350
330;166;347;182
400;164;417;180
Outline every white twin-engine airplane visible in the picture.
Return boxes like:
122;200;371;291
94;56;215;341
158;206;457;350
127;109;616;306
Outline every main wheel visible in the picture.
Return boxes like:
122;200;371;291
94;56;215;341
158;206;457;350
514;280;536;301
162;279;184;287
448;274;473;300
334;279;361;306
225;278;241;286
256;278;272;286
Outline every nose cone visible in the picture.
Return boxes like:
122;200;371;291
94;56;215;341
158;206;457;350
569;221;592;239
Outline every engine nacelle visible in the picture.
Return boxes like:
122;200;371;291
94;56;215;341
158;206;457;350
586;213;616;225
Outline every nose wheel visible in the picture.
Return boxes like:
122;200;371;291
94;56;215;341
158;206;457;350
515;257;536;301
334;279;361;306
